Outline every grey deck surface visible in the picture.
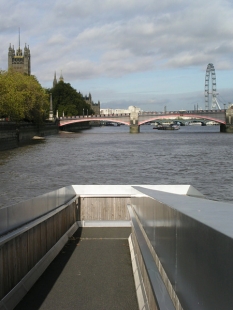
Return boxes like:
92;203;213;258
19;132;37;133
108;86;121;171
15;227;138;310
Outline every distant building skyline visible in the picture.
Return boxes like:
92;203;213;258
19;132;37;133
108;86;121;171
100;106;141;115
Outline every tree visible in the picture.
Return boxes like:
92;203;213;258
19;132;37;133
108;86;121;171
49;81;94;117
0;70;49;123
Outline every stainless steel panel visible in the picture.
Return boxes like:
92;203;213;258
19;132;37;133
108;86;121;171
8;199;35;233
132;186;233;310
0;186;76;236
128;205;175;310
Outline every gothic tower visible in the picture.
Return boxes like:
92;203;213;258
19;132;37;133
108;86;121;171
8;30;31;75
53;72;57;88
59;71;64;82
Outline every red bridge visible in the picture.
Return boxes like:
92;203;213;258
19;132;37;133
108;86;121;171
59;109;229;133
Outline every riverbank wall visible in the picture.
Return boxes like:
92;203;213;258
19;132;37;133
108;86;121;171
0;120;59;151
0;122;18;150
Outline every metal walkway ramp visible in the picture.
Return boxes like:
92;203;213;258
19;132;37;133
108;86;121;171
15;228;138;310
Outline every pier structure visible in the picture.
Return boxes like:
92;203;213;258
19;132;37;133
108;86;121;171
221;105;233;132
129;106;140;133
1;185;233;309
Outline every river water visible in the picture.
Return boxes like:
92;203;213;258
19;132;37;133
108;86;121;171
0;125;233;208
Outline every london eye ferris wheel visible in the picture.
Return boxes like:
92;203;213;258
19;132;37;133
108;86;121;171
205;63;221;110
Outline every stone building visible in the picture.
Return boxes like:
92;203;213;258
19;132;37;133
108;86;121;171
84;93;100;115
53;72;58;88
8;42;31;75
53;71;64;88
100;106;141;115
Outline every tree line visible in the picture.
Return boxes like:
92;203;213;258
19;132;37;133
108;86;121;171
0;70;48;123
47;81;94;117
0;69;94;123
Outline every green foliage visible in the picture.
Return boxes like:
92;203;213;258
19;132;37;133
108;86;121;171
0;70;49;123
49;81;94;117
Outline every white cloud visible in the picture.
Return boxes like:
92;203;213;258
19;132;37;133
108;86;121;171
0;0;233;109
47;34;66;45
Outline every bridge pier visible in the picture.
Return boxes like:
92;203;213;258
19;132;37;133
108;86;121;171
129;106;140;133
220;124;233;133
221;107;233;133
130;124;140;133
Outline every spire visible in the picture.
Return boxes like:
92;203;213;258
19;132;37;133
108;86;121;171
16;28;22;56
19;27;20;50
53;71;58;88
59;71;64;82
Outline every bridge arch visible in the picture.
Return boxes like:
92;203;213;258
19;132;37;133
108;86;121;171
139;113;226;125
59;117;130;127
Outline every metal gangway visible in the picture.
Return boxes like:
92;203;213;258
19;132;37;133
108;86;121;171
1;185;233;310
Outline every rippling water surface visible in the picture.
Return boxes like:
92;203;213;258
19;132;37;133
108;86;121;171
1;125;233;207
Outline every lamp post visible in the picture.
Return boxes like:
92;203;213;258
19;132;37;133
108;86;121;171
87;109;88;117
83;108;84;117
224;104;226;110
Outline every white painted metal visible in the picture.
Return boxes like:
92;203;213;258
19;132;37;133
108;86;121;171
78;220;131;227
72;184;205;198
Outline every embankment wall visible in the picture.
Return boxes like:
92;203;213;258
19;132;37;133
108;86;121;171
0;121;59;151
0;122;18;151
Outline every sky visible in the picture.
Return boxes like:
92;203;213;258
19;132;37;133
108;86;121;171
0;0;233;111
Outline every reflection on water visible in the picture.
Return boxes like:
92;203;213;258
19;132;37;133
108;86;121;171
1;125;233;208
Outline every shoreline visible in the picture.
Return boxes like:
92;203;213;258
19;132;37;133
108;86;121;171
0;121;92;151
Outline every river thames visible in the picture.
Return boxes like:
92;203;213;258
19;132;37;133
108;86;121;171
1;124;233;208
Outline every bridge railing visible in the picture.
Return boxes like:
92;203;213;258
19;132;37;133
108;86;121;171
59;110;225;120
59;114;130;120
140;109;225;115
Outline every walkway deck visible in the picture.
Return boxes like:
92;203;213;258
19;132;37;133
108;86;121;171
15;227;138;310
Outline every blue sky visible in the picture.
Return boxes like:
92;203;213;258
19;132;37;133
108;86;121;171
1;0;233;111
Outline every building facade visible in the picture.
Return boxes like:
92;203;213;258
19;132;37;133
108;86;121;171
84;93;100;115
8;43;31;75
100;106;141;115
